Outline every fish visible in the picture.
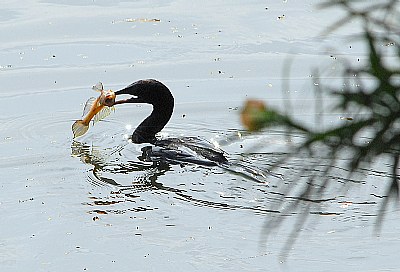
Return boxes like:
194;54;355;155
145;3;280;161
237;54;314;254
72;82;116;138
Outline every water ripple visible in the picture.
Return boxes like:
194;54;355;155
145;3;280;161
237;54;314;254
67;122;390;222
71;135;285;214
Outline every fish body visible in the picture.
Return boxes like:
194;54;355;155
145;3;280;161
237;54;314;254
72;83;116;138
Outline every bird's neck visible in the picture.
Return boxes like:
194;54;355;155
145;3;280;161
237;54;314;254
131;103;173;144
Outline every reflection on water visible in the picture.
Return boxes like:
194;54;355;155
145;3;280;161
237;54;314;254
71;138;286;215
70;127;387;223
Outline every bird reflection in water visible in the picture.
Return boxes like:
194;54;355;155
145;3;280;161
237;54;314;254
71;140;280;215
72;140;176;189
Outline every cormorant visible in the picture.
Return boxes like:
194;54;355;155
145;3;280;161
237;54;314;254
111;79;228;166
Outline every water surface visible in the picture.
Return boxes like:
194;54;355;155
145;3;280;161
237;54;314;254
1;1;399;271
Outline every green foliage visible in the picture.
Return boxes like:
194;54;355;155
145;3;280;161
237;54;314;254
241;0;400;256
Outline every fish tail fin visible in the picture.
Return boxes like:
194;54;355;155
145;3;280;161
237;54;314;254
72;120;89;138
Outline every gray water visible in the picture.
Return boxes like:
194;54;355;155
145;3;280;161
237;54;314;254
1;1;399;271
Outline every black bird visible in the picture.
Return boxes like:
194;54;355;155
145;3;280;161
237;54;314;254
111;79;228;166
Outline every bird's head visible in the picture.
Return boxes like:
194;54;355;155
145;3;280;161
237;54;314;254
109;79;174;109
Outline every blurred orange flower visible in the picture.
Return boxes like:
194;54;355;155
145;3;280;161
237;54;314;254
240;99;267;131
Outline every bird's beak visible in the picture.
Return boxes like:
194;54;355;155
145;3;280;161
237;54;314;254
112;98;130;105
108;88;144;106
109;95;140;106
